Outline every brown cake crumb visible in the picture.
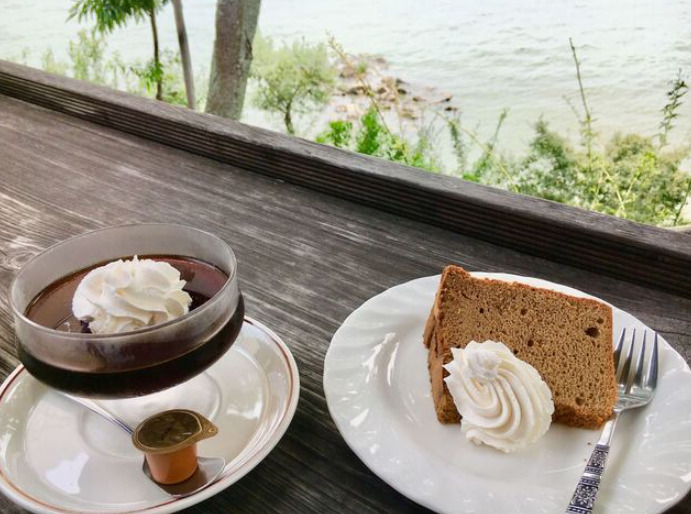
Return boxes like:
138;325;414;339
423;265;617;430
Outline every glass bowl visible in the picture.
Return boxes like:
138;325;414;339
10;224;244;398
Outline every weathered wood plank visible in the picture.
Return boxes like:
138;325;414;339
0;96;689;513
1;60;690;299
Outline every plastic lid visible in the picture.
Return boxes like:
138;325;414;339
132;409;218;454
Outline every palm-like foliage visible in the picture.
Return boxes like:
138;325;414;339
69;0;166;100
68;0;158;31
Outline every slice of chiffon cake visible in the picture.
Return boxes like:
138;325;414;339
423;265;617;429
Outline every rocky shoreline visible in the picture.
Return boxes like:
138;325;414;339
329;54;459;123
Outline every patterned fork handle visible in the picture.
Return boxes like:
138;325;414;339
565;411;619;514
565;445;610;513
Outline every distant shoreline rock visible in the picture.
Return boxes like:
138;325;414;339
330;53;458;122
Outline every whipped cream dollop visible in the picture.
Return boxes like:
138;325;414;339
444;340;554;453
72;256;192;334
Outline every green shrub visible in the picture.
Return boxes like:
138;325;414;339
508;122;691;225
251;36;336;135
68;29;107;83
18;30;190;107
316;120;352;149
442;49;690;227
318;108;440;172
129;50;186;106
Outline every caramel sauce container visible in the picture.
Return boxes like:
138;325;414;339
132;409;218;484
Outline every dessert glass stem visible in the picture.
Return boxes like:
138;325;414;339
565;408;621;514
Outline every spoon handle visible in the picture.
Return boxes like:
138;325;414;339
60;392;227;497
62;394;134;435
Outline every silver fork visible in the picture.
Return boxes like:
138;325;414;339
565;327;658;514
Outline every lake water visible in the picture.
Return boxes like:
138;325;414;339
1;0;689;159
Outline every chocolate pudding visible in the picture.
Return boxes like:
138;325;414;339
22;255;244;397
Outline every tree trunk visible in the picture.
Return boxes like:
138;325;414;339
283;97;294;135
206;0;261;119
149;9;163;101
284;110;295;135
172;0;195;109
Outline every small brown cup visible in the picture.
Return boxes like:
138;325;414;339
132;409;218;485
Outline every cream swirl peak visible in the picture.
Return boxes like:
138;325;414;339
72;256;193;334
444;340;554;452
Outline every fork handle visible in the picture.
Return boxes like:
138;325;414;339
565;411;620;513
565;443;610;513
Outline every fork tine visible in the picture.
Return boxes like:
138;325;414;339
645;332;659;390
631;331;647;391
618;328;636;386
613;327;626;370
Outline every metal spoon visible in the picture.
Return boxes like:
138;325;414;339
62;393;226;498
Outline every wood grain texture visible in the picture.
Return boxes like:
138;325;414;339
1;60;691;300
0;95;689;514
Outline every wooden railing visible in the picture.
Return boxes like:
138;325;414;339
1;59;690;298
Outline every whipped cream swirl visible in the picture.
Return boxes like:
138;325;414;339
72;256;192;334
444;340;554;452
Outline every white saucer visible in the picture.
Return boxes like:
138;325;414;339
0;317;300;514
324;273;691;514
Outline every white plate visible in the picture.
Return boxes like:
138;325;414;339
324;273;691;514
0;317;299;514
